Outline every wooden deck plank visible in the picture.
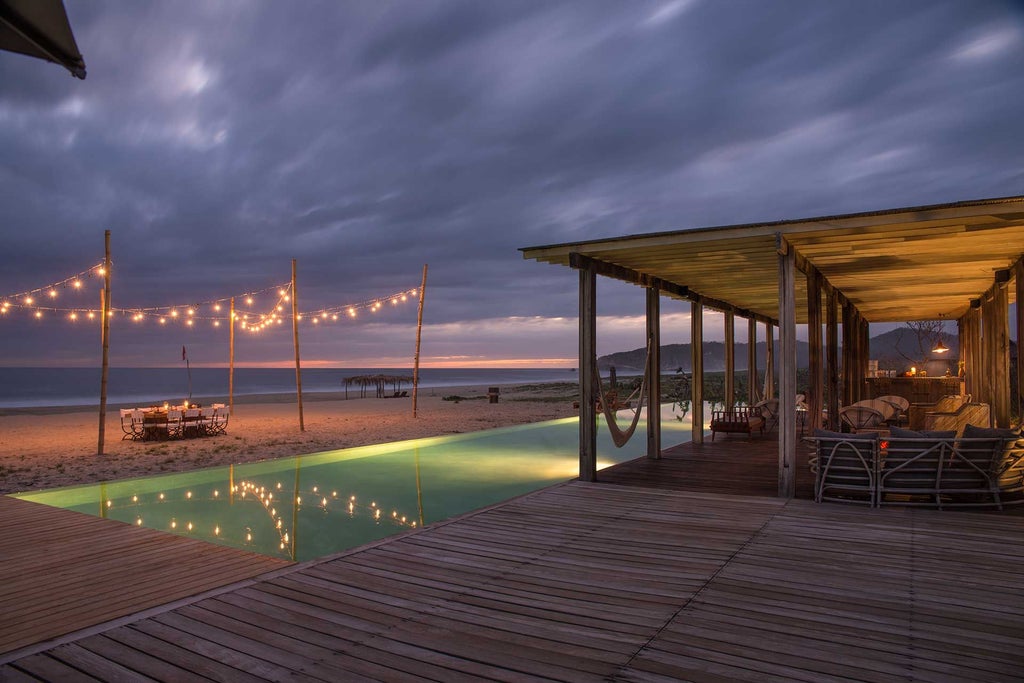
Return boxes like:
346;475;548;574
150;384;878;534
3;447;1023;682
0;496;289;656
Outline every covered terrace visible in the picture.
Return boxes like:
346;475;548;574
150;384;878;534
522;196;1024;497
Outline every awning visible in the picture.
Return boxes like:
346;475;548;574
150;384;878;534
0;0;85;79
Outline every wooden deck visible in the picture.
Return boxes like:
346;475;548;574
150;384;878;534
599;432;817;498
0;496;289;657
4;479;1022;681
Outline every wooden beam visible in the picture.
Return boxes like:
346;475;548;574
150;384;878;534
568;252;689;300
765;322;775;399
724;310;735;409
691;300;704;444
646;287;662;459
579;264;597;482
778;245;797;498
859;315;870;403
805;266;823;432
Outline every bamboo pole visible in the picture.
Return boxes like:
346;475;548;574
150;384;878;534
229;296;235;416
412;264;428;418
97;230;111;455
292;259;304;431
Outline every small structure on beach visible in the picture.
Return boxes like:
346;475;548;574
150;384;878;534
344;374;413;399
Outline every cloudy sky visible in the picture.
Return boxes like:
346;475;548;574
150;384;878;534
1;0;1022;368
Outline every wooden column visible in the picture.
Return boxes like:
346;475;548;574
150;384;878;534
965;303;982;400
228;297;235;416
96;230;111;455
777;238;797;498
765;323;775;399
578;263;597;481
993;282;1011;427
826;288;839;430
747;317;758;404
980;294;994;407
646;286;661;459
690;300;704;444
1017;262;1024;416
841;299;854;407
805;267;823;432
724;310;735;408
291;259;305;432
859;315;870;402
412;264;428;418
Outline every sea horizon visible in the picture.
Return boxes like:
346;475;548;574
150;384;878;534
0;366;583;409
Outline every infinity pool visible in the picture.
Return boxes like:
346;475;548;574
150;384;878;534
15;405;693;562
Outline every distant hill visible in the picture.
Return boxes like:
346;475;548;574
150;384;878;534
598;341;809;372
597;326;971;374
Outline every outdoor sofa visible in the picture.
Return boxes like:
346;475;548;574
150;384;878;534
807;424;1024;509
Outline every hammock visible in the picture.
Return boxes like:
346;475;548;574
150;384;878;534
593;343;650;448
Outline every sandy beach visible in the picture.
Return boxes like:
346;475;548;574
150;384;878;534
0;382;579;494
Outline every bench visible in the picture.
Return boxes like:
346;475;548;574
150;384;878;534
710;407;764;441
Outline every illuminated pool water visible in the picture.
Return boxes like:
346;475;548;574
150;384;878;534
15;405;693;562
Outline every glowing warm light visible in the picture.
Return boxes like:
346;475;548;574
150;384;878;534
48;289;57;298
186;319;193;326
34;311;42;318
348;308;356;317
69;312;77;320
132;495;138;502
214;526;220;536
24;296;33;305
213;320;220;327
246;297;253;305
213;303;221;311
106;500;112;508
187;308;195;316
88;312;95;319
97;267;106;275
170;520;177;529
170;310;179;317
73;280;82;289
136;518;143;526
187;522;193;531
159;317;166;324
159;493;165;500
186;491;192;499
246;532;252;542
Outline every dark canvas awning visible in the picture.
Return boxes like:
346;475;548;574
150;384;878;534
0;0;85;79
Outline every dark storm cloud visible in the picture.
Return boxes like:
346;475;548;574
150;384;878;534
1;0;1022;365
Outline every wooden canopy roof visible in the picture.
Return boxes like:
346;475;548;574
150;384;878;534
522;196;1024;325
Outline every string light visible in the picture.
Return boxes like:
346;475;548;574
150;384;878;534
2;265;419;334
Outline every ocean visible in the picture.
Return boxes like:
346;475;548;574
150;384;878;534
0;367;580;409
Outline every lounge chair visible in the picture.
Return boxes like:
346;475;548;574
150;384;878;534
876;395;910;424
878;427;957;507
838;404;888;434
752;398;779;432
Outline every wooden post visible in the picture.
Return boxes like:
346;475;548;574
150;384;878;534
229;296;235;416
777;237;797;498
291;259;304;432
841;299;854;407
690;300;704;444
412;264;428;418
724;310;735;409
97;230;111;455
646;286;661;459
579;263;597;481
993;282;1010;427
826;288;839;430
764;323;775;399
747;317;757;404
1017;262;1024;416
806;267;823;432
858;314;870;402
980;293;993;407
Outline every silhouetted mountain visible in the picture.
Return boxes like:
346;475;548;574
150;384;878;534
599;341;809;372
599;325;976;375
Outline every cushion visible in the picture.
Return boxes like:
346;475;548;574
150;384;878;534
962;424;1021;440
889;427;956;440
813;429;877;441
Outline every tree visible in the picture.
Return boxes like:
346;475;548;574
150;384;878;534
893;320;947;369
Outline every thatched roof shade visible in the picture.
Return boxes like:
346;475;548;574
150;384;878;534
521;196;1024;324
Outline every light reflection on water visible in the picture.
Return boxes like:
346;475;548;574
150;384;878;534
16;405;694;562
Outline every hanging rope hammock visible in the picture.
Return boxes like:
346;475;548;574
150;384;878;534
592;341;651;448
